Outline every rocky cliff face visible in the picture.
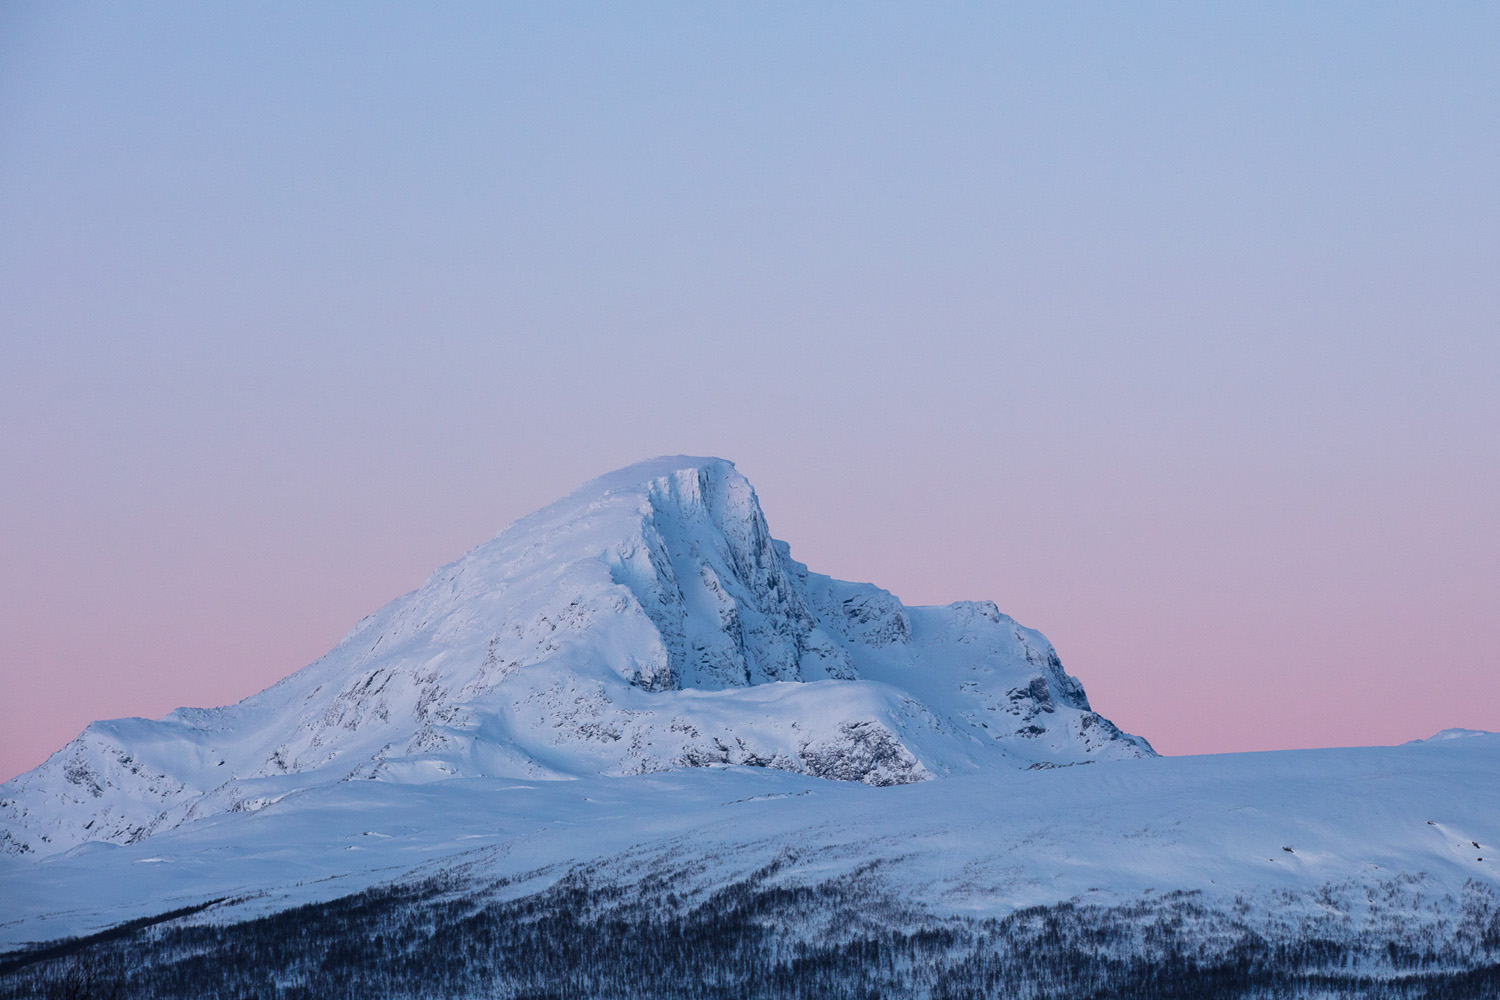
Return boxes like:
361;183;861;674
0;457;1152;857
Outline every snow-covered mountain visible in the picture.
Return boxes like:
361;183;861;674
0;456;1150;859
3;458;1497;997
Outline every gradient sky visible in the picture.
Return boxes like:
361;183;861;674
2;3;1497;782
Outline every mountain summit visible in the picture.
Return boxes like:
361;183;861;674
0;457;1150;857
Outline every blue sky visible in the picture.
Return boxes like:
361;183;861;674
2;3;1497;778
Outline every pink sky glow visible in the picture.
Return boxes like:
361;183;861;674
2;4;1496;781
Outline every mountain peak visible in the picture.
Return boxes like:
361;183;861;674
568;454;741;497
1;458;1152;858
504;455;746;535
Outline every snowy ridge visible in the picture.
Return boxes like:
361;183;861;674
0;457;1150;858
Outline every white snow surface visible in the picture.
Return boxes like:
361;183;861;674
1;736;1496;949
0;457;1148;862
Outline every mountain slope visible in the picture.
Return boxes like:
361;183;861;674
1;733;1496;966
0;456;1150;858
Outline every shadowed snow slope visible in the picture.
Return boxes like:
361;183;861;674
0;457;1150;859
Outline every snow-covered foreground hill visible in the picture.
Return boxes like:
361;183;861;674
1;733;1497;997
3;731;1498;949
1;457;1495;997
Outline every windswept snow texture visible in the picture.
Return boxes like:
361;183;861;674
0;457;1150;859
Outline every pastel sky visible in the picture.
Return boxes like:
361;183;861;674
2;3;1497;782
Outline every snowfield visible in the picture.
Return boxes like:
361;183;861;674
1;732;1496;951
